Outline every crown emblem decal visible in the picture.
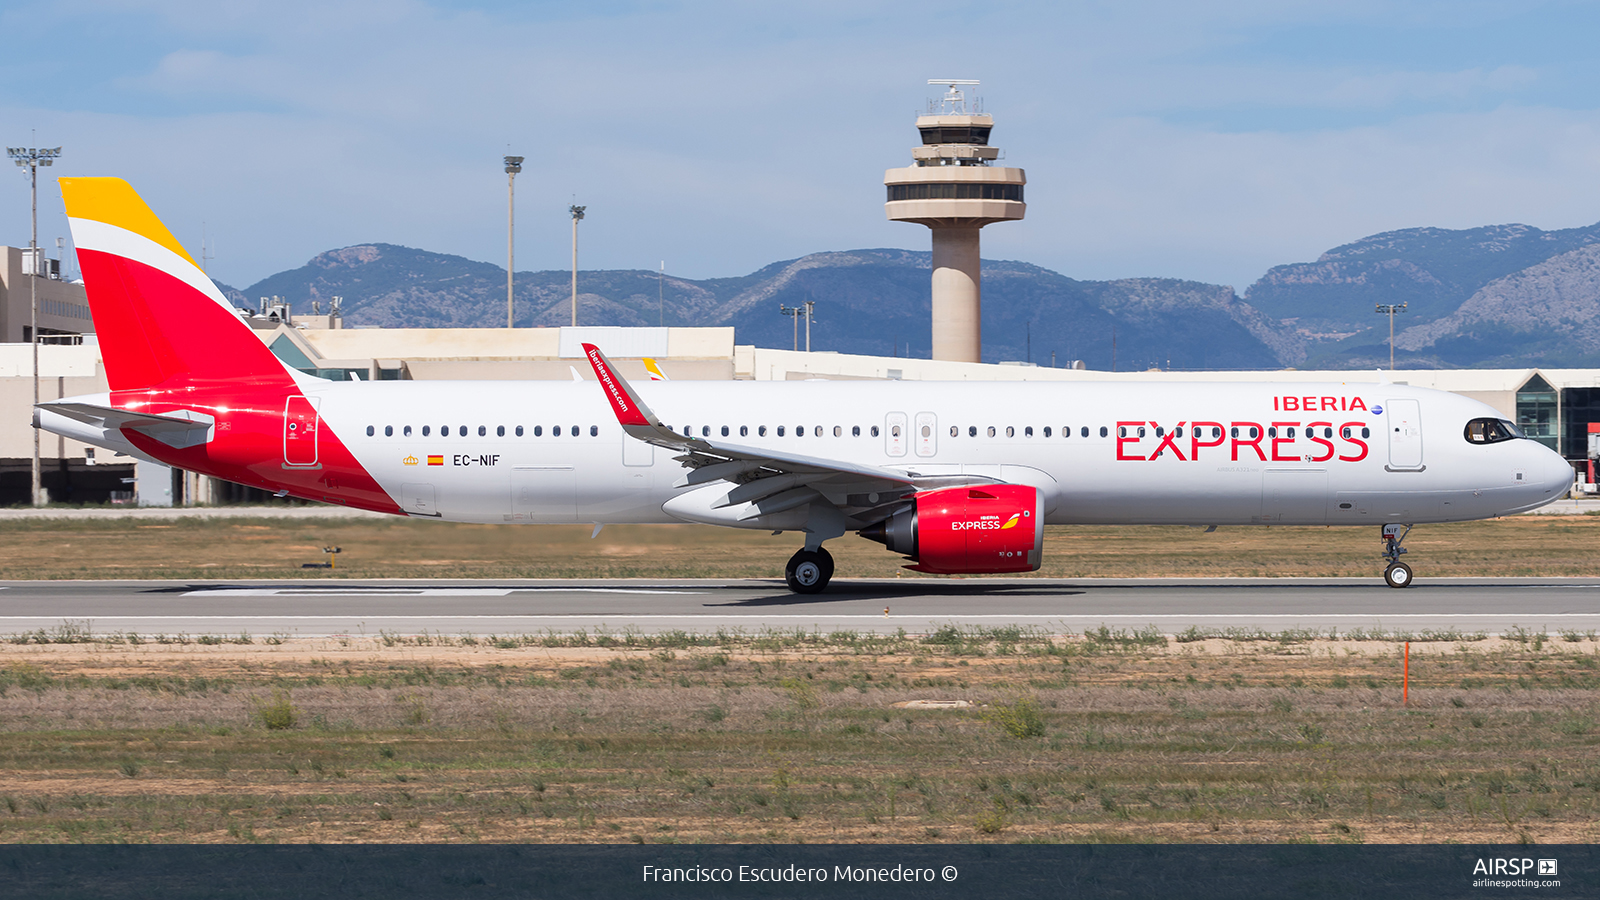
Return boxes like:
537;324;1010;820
403;455;419;466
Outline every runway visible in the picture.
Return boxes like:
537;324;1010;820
2;577;1599;638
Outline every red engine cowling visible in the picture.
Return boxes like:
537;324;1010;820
859;485;1043;574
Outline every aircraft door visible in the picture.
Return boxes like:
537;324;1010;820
622;437;653;467
512;465;576;522
885;412;908;457
283;395;320;467
1386;399;1424;469
400;483;438;517
914;412;938;457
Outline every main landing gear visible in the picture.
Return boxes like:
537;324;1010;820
785;547;834;594
1381;523;1413;589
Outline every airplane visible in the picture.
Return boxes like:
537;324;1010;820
34;178;1576;593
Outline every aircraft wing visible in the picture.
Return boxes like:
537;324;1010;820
582;344;995;516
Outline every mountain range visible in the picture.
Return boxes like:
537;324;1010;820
215;219;1600;371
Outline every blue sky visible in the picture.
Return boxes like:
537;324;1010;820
4;0;1600;293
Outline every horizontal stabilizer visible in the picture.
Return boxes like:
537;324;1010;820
38;400;215;449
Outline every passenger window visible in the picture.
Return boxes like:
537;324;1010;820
570;425;578;437
1005;426;1015;438
778;426;786;437
721;425;729;437
1341;427;1350;439
814;426;822;437
1287;427;1296;438
759;426;767;437
591;426;599;437
1361;427;1370;438
1043;427;1051;437
987;426;996;438
1155;426;1164;437
554;426;562;437
534;425;543;437
422;426;431;437
1213;427;1222;438
740;425;748;437
1174;426;1183;438
404;425;413;437
950;426;958;438
441;425;449;437
385;425;393;436
1138;426;1146;438
1231;427;1238;438
366;426;375;437
921;425;931;438
459;426;468;437
478;425;487;437
1025;426;1033;437
1267;427;1276;438
852;425;861;437
890;425;901;437
834;426;842;437
796;425;805;437
871;426;880;437
702;426;710;437
516;426;524;437
969;426;977;437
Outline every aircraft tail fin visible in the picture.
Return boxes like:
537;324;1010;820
59;177;295;392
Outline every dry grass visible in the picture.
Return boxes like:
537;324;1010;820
0;629;1596;844
2;514;1600;580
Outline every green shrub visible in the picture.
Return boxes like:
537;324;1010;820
983;696;1047;739
255;690;298;730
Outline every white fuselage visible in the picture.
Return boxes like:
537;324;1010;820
306;378;1573;527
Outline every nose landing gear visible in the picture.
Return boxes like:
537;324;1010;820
1381;523;1413;588
785;547;834;594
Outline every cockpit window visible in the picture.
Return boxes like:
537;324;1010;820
1464;417;1524;444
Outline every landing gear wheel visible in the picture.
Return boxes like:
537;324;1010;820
785;548;834;594
1384;562;1414;589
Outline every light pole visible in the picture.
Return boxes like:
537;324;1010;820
504;156;522;328
569;204;585;327
1375;302;1407;370
8;144;61;507
803;299;814;352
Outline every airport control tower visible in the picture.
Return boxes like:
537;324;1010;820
885;80;1025;363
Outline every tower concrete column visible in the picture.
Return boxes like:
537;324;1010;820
930;225;981;363
884;80;1025;364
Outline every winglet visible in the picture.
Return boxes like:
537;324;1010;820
583;343;654;427
643;357;670;381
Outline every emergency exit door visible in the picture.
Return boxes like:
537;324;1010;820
1386;399;1424;470
283;395;320;467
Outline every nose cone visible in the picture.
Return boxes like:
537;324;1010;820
1536;444;1575;497
1520;442;1576;510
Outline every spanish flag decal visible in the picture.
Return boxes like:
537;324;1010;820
427;455;444;466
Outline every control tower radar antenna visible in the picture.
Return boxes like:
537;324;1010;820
928;79;980;115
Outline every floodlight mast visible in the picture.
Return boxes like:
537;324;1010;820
569;205;586;326
1375;302;1407;370
504;156;523;328
7;145;61;507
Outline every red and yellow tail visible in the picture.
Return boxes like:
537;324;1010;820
60;177;294;392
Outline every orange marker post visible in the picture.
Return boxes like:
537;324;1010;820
1403;641;1410;706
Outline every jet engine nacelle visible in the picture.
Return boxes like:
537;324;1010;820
860;485;1043;574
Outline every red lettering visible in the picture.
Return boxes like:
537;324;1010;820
1321;396;1337;411
1338;421;1368;462
1116;421;1145;461
1307;421;1335;462
1273;396;1279;411
1349;397;1367;412
1190;421;1224;460
1231;421;1265;461
1283;396;1298;411
1270;421;1299;462
1149;422;1188;461
1302;396;1315;411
